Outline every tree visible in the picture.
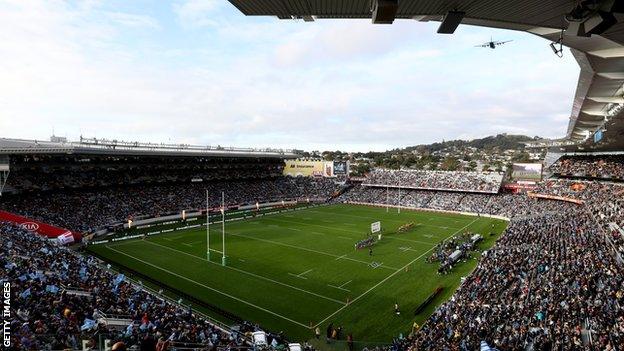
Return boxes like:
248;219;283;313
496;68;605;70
511;151;531;163
467;161;478;172
351;163;371;176
441;157;460;171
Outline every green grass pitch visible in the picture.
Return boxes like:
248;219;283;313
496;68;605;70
88;204;507;345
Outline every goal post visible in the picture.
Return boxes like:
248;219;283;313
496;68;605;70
221;191;227;266
206;190;210;261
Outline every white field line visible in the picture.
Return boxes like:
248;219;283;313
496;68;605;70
297;269;313;277
106;246;311;328
328;279;352;292
288;273;307;280
313;248;435;328
288;268;313;280
371;262;386;269
182;241;209;247
225;231;396;271
110;239;224;253
327;284;350;292
306;231;326;237
339;280;352;288
313;217;480;328
132;240;345;305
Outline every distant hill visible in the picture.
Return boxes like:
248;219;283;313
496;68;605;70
339;134;541;173
402;134;539;154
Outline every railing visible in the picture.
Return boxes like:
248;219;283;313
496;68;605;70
0;137;299;157
584;317;593;347
590;211;623;266
77;136;295;155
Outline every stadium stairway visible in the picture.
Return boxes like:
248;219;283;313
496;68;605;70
543;151;563;169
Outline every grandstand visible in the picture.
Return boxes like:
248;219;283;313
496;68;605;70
363;169;504;193
3;133;623;351
2;1;624;351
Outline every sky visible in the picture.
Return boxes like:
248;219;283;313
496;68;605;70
0;0;581;152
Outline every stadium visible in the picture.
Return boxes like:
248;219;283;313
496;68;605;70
1;1;624;351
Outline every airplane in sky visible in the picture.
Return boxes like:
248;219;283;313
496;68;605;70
476;38;513;49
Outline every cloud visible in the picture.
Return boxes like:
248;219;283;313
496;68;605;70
106;11;160;29
0;1;581;152
173;0;220;28
273;21;434;66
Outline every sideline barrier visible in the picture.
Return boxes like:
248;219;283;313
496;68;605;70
95;198;327;234
362;183;501;194
344;201;511;222
90;202;330;245
0;210;82;243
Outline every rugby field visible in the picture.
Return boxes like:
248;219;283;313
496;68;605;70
88;204;507;344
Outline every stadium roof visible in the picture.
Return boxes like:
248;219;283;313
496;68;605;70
0;138;299;159
227;0;624;150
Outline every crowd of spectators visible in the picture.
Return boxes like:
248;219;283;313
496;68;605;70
426;193;467;211
5;154;285;194
548;155;624;180
456;194;492;214
339;185;581;219
364;169;503;193
5;156;624;351
340;179;624;350
1;177;341;234
409;212;624;350
532;179;624;261
1;222;262;350
343;180;624;350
